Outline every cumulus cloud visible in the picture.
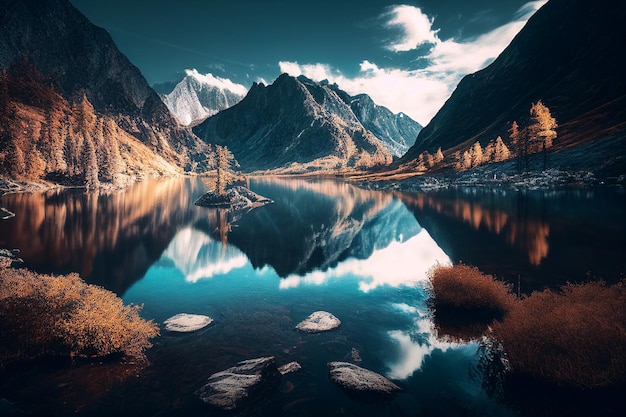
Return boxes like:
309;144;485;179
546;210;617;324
385;5;439;52
278;1;546;125
185;68;248;96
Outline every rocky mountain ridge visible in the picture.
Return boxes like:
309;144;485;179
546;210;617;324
193;74;420;172
400;0;626;178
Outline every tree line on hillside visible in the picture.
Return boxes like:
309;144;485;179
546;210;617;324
0;61;238;190
413;101;557;174
0;64;123;188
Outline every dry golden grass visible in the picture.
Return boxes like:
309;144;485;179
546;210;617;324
492;280;626;388
0;266;159;365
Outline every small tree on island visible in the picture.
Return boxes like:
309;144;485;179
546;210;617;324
215;145;238;195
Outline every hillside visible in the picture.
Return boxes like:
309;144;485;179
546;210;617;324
0;0;208;186
400;0;626;178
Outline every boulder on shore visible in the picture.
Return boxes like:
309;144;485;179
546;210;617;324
163;313;213;332
196;356;280;411
295;311;341;333
328;361;402;395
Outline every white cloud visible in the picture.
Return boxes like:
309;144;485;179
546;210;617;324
385;5;439;52
277;2;546;125
280;60;449;125
185;68;248;96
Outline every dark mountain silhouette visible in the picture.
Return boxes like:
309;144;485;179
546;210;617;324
0;0;207;184
348;93;421;157
401;0;626;177
193;74;402;172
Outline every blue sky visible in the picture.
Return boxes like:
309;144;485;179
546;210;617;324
70;0;547;125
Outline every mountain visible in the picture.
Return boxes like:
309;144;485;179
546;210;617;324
193;74;394;172
160;70;246;127
348;93;421;157
400;0;626;176
0;0;207;185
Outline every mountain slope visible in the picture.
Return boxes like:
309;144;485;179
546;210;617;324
348;93;421;157
0;0;207;182
193;74;396;172
400;0;626;175
160;70;246;126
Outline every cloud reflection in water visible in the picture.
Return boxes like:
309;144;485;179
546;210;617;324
162;227;248;283
279;228;451;292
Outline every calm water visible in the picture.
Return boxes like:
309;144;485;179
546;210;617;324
0;177;624;417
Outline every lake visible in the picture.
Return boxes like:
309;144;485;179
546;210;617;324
0;177;624;416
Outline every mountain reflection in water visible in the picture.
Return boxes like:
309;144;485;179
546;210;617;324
158;177;450;291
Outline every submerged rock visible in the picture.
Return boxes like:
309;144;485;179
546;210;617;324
196;356;280;411
195;185;273;211
328;361;401;395
277;361;302;375
0;249;23;269
163;313;213;332
295;311;341;333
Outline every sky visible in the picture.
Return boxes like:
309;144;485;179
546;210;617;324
70;0;547;125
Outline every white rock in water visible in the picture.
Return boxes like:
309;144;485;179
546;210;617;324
328;361;402;394
164;313;213;332
295;311;341;333
277;361;302;375
196;356;279;411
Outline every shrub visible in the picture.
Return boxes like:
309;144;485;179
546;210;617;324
0;266;159;365
428;264;515;315
492;280;626;388
427;264;516;341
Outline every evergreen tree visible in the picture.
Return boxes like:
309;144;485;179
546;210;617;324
215;145;237;195
470;141;484;168
493;136;511;162
82;135;99;189
435;147;444;164
529;100;557;169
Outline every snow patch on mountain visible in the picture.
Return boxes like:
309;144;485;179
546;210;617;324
161;70;247;126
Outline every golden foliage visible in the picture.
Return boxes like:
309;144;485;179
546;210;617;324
0;266;158;365
492;280;626;388
428;264;515;314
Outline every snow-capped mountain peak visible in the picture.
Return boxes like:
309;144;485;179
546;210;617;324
161;69;247;126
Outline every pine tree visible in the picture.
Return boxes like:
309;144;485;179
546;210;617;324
493;136;511;162
484;140;496;163
435;147;444;164
470;141;484;168
509;120;525;172
82;134;99;189
529;100;557;169
215;145;237;195
462;149;472;171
